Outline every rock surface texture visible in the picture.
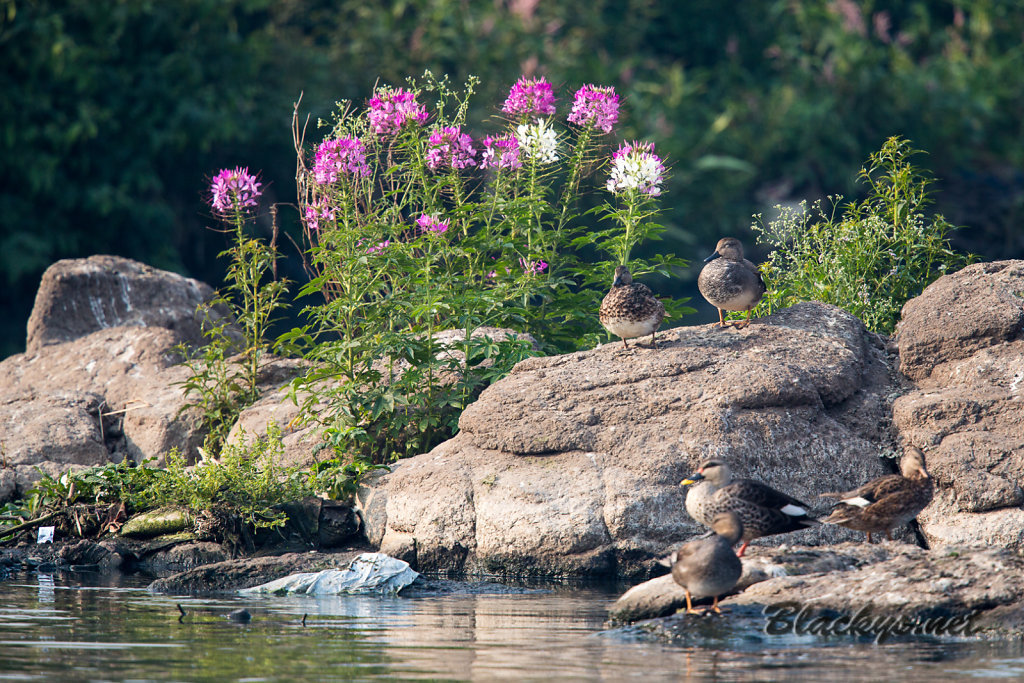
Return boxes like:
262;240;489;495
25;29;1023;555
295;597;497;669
0;256;218;501
893;260;1024;551
615;543;1024;641
359;303;899;578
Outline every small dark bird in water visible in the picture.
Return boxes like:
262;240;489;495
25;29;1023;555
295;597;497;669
681;459;818;557
660;512;744;615
820;447;934;542
599;265;665;349
697;237;765;329
228;608;252;623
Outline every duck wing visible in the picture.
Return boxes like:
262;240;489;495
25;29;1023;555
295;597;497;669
821;474;906;505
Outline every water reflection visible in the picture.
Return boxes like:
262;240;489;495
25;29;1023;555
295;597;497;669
0;571;1021;681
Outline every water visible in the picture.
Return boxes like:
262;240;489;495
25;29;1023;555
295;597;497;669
1;571;1022;681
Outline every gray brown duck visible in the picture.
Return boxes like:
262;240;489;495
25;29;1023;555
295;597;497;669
820;447;934;542
599;265;665;349
661;511;744;615
681;459;818;557
697;237;765;329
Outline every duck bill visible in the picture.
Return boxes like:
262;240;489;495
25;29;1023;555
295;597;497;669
680;473;705;486
703;252;722;263
612;275;623;286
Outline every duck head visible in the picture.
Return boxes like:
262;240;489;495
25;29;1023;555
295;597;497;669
710;511;744;544
901;447;931;480
611;265;633;287
704;237;745;263
681;459;733;487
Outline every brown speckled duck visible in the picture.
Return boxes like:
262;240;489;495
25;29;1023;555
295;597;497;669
599;265;665;349
681;459;818;557
661;512;744;615
820;447;934;542
697;237;765;329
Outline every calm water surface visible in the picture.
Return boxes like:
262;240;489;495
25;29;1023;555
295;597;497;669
1;570;1022;681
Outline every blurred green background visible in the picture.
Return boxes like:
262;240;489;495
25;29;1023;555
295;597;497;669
2;0;1022;358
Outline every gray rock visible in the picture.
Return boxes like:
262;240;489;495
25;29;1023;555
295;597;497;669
359;303;898;578
133;542;230;575
893;260;1024;551
26;255;215;353
0;326;206;481
897;260;1024;382
609;542;896;623
148;548;370;595
617;543;1024;640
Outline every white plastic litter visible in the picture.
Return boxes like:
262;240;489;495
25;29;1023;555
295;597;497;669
239;553;419;595
36;526;55;544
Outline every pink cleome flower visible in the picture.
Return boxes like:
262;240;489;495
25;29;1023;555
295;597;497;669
366;239;391;254
210;167;261;214
480;134;522;170
567;84;620;134
425;126;477;171
416;213;450;235
312;137;371;185
303;197;335;233
519;257;549;274
367;87;430;136
501;76;556;119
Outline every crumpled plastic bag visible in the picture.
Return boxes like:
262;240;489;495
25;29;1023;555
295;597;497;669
239;553;419;595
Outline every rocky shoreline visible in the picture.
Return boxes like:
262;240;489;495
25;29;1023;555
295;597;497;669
2;255;1024;633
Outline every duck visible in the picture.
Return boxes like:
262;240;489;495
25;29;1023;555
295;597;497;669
819;447;934;542
660;512;744;615
697;237;765;329
599;265;665;349
681;459;818;557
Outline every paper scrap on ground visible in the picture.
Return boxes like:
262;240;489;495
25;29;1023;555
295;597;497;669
239;553;419;595
36;526;55;544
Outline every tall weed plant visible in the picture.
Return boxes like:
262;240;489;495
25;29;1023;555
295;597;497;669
752;137;971;335
177;168;289;459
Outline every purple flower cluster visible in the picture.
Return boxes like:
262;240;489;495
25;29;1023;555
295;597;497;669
312;137;371;185
210;167;261;214
303;197;335;233
501;76;556;119
425;127;477;171
480;134;521;170
367;87;429;136
567;84;620;134
519;257;549;274
416;213;450;235
366;239;391;254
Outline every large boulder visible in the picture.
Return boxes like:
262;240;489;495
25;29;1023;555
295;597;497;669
358;303;899;578
26;254;214;353
893;260;1024;551
0;256;219;502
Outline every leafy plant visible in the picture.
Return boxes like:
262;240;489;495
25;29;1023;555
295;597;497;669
752;136;972;335
154;424;307;530
289;72;690;464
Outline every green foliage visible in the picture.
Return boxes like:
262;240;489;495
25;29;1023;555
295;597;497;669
0;425;360;539
290;73;688;464
6;1;1024;357
155;426;306;530
176;193;288;458
752;137;972;335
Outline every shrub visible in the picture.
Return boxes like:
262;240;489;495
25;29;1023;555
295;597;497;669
752;137;971;335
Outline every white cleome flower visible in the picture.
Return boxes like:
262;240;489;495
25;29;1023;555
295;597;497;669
606;141;665;197
516;119;559;165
